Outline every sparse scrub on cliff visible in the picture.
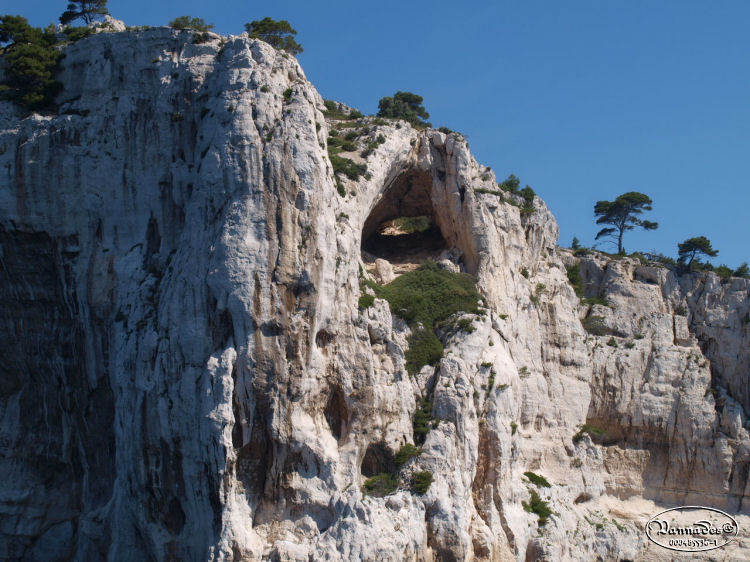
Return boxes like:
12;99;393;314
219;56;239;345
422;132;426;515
369;260;481;374
498;174;520;193
411;471;433;494
358;294;375;309
566;264;584;297
523;489;552;527
413;399;436;444
323;99;362;120
581;315;610;336
524;471;551;488
362;473;398;497
62;25;94;42
394;444;422;467
329;154;367;181
169;16;214;32
377;91;431;128
572;423;607;444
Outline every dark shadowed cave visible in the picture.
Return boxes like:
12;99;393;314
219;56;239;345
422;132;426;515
361;169;449;270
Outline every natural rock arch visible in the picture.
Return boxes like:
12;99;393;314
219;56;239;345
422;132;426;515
360;166;468;274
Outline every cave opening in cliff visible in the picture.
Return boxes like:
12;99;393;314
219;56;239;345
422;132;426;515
361;169;449;276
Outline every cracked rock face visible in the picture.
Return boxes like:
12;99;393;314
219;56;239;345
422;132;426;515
0;28;748;561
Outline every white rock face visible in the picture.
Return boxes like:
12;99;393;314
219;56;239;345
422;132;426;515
0;28;748;561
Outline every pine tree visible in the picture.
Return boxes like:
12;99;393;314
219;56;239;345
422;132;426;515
60;1;109;26
677;236;718;268
593;192;658;254
245;18;303;55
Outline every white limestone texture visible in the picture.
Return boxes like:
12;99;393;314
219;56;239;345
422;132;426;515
0;24;748;561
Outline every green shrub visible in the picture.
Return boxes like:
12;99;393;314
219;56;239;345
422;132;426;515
566;264;584;297
391;216;431;234
522;489;552;527
581;315;610;336
373;260;481;374
394;444;422;467
411;471;433;494
330;154;367;180
377;91;431;128
403;327;442;375
511;421;518;435
413;399;434;444
456;317;475;333
169;16;214;32
572;423;607;444
335;177;346;197
363;473;398;497
283;87;293;102
520;267;529;279
674;305;687;316
582;294;609;307
62;25;94;42
524;471;551;488
358;294;375;309
606;337;618;347
520;185;536;204
322;99;362;120
734;262;749;278
714;264;734;281
498;174;520;193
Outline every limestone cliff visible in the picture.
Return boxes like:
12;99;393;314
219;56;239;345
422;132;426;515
0;26;748;561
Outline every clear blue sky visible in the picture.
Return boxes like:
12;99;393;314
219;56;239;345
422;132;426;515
8;1;750;267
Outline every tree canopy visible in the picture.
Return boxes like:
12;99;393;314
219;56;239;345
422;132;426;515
169;16;214;32
0;15;61;111
60;1;109;26
377;91;431;128
245;17;302;55
593;191;658;254
678;236;718;268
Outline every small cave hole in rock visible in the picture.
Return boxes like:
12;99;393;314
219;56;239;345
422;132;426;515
360;442;395;477
361;169;453;278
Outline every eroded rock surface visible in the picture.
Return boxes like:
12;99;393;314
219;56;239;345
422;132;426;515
0;26;748;561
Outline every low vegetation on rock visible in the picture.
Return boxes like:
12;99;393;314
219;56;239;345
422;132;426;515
366;260;481;374
522;489;552;527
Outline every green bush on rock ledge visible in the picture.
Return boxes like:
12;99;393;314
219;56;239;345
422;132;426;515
367;260;482;375
362;473;398;497
411;471;433;495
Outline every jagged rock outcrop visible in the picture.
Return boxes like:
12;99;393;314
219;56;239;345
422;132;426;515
0;25;748;561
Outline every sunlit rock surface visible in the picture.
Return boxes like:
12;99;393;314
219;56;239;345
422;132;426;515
0;26;748;561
